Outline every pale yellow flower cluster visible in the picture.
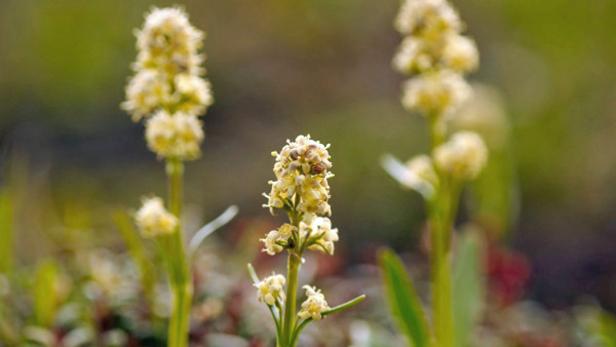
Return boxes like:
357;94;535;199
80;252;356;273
394;0;477;117
300;215;339;255
261;223;296;256
145;111;204;160
298;285;330;321
123;7;213;160
255;273;286;306
261;135;339;256
265;134;333;216
135;196;178;238
434;131;487;180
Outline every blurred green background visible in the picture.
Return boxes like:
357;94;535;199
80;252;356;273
1;0;616;312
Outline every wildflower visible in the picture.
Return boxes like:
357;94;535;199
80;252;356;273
395;0;461;39
135;7;204;74
135;196;178;237
434;131;488;180
255;274;286;306
298;285;330;321
443;35;479;73
123;70;171;121
264;135;333;216
300;216;339;255
261;223;296;255
401;70;472;117
145;110;204;160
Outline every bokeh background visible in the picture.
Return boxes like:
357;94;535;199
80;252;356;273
1;0;616;327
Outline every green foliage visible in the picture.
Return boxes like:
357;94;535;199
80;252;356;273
33;260;61;327
0;189;13;274
453;230;485;347
471;141;517;238
584;309;616;347
113;210;157;313
379;249;430;347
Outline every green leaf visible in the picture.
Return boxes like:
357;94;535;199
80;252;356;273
453;230;485;347
379;249;430;347
0;189;14;274
113;210;157;311
33;260;60;327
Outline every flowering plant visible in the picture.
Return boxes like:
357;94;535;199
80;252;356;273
122;7;236;347
248;135;365;347
380;0;488;346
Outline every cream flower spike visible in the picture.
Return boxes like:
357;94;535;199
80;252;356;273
264;134;333;216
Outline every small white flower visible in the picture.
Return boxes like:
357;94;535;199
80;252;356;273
145;110;204;160
395;0;461;38
255;273;286;306
393;37;434;74
135;196;178;237
434;131;488;180
260;223;296;256
174;74;214;115
300;216;339;255
443;35;479;73
401;70;472;117
298;285;330;321
123;70;171;121
136;7;204;74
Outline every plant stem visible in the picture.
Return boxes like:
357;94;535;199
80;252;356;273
429;114;446;149
429;195;454;347
166;158;193;347
282;250;301;347
428;117;454;347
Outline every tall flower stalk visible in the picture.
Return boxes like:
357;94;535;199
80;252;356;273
122;7;227;347
382;0;487;346
248;135;365;347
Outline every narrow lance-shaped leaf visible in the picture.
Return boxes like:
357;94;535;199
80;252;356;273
113;210;157;312
453;230;485;347
33;260;60;327
0;190;13;274
379;249;430;347
188;205;239;257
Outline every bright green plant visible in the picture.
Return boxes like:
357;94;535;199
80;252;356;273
248;134;365;347
121;7;237;347
380;0;488;346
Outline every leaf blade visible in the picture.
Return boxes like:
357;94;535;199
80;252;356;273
379;249;430;347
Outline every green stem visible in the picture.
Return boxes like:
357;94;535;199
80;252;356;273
282;250;301;347
289;295;366;346
429;203;454;347
427;115;454;347
165;158;192;347
429;114;446;149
